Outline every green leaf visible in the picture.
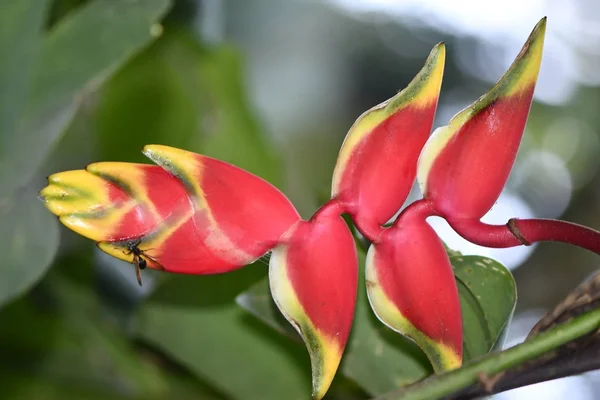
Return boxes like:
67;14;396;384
236;249;433;396
0;0;49;142
95;28;282;187
453;255;517;361
236;251;516;395
0;0;55;309
0;0;171;307
134;265;314;400
0;0;172;195
0;190;59;307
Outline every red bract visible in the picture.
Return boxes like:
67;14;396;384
41;145;301;274
331;43;445;240
270;201;357;399
40;17;600;400
418;19;546;220
366;205;462;371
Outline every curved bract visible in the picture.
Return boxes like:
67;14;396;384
269;205;358;400
40;145;300;274
417;19;546;219
331;43;445;240
366;214;463;371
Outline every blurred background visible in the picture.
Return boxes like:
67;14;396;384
1;0;599;399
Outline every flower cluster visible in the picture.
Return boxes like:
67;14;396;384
40;18;600;399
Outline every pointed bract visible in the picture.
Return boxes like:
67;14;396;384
269;204;358;399
40;145;300;274
331;44;445;239
418;18;546;219
366;215;463;371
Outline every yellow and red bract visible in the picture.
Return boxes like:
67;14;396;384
331;43;445;240
41;145;300;273
418;18;546;220
269;201;357;400
366;209;462;372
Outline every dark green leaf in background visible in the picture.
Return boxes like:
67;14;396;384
0;0;49;144
0;0;172;195
0;191;59;307
0;0;54;309
0;0;171;309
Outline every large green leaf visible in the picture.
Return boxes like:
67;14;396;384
0;0;48;142
0;0;171;308
134;265;313;400
0;190;59;307
0;0;172;195
0;1;53;309
236;250;516;396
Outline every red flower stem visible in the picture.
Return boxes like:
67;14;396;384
311;198;345;222
352;199;439;243
448;218;600;255
394;198;437;224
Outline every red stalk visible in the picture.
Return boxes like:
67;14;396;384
447;218;600;255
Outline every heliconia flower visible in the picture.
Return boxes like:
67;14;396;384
417;18;546;220
330;43;445;240
269;201;358;400
365;211;463;372
40;145;300;274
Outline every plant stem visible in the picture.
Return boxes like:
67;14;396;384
311;198;345;221
373;308;600;400
394;198;436;225
448;218;600;255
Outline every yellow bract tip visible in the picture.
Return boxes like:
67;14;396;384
417;19;547;194
311;335;344;400
40;170;112;216
411;41;445;109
